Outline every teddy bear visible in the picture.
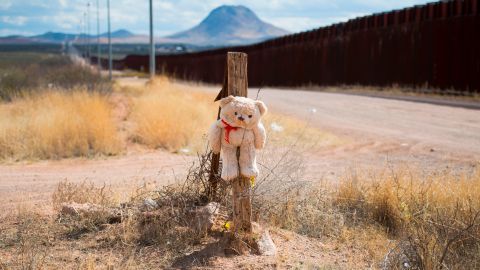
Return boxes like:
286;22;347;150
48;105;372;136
208;95;267;181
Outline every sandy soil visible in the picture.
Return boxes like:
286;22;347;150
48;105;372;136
1;80;479;211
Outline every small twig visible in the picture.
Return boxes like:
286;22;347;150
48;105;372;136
255;87;262;100
438;210;480;266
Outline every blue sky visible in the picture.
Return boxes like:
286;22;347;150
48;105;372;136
0;0;434;37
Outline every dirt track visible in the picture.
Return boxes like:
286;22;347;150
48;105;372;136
255;88;480;154
251;88;480;180
1;81;479;212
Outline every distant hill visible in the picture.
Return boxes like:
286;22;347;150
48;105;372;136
0;5;289;47
0;29;135;44
99;29;135;39
166;5;289;46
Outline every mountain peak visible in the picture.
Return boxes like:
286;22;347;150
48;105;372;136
110;29;134;38
167;5;289;46
210;5;257;16
201;5;261;27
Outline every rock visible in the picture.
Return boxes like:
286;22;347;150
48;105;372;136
192;202;221;232
256;230;277;256
226;222;277;256
60;202;122;223
61;202;100;216
141;198;158;211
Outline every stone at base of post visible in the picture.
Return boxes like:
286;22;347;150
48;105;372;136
224;222;277;256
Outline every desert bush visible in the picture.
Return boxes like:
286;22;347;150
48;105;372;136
52;180;118;210
8;148;478;269
52;180;120;238
0;69;33;100
50;154;215;267
129;76;216;152
0;52;110;101
337;169;480;269
0;90;121;160
0;208;56;269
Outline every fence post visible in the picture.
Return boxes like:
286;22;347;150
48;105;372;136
210;52;255;253
225;53;252;235
209;52;248;202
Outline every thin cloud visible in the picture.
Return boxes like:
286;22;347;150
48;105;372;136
0;28;34;36
0;0;433;36
2;16;28;26
0;0;12;10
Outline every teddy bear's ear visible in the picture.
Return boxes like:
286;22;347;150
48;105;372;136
219;95;235;107
255;100;268;116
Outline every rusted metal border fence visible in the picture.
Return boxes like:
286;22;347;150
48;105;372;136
105;0;480;93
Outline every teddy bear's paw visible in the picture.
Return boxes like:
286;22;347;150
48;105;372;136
240;166;259;178
221;168;239;181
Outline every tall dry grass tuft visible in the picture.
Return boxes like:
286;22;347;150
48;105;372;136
51;180;122;239
52;180;118;210
336;168;480;269
0;90;121;160
129;76;216;152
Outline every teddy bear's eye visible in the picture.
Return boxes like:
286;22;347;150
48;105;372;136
248;115;253;118
234;112;238;115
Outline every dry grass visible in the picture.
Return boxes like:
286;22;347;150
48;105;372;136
0;74;337;162
0;52;111;101
1;157;479;268
128;76;217;153
336;168;480;269
0;90;121;161
0;206;56;269
52;180;118;210
127;76;339;154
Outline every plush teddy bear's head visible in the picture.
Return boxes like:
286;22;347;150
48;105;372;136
219;95;267;129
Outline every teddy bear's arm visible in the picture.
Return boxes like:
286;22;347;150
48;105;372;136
208;120;223;154
252;122;266;149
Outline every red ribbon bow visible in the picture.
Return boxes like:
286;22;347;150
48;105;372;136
221;119;238;144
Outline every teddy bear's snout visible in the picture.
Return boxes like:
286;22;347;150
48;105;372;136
237;116;245;121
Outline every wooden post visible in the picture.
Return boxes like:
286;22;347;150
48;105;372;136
211;53;275;256
225;53;252;234
210;52;252;234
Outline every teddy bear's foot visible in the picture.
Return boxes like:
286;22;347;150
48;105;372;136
221;166;239;181
240;166;259;179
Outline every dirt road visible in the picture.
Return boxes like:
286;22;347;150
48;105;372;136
250;88;480;179
255;88;480;155
1;81;479;212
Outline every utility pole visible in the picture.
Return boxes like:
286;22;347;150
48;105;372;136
87;2;91;60
149;0;155;79
107;0;112;80
96;0;101;71
83;12;87;57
